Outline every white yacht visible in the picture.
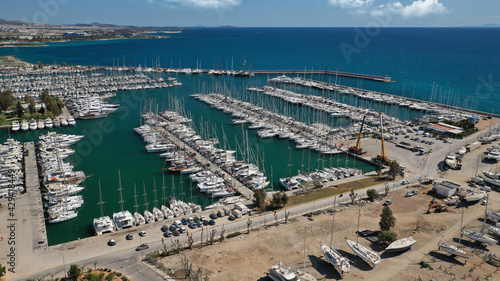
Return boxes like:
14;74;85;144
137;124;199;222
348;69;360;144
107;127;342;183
487;151;500;161
60;118;68;126
45;118;54;129
37;119;45;129
144;210;155;223
437;241;471;258
465;189;486;202
461;228;498;244
49;210;78;223
161;205;175;219
320;242;350;274
113;210;135;229
134;212;146;226
53;118;61;127
152;207;164;221
29;119;37;130
93;216;117;235
345;239;381;267
67;116;76;126
21;120;29;131
385;236;417;252
11;120;20;132
267;261;298;281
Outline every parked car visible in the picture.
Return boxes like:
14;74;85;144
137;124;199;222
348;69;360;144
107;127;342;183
179;226;187;233
108;239;116;246
401;180;410;185
189;222;197;229
136;243;149;251
181;218;189;225
405;190;417;197
383;200;392;206
161;225;169;232
169;224;178;231
172;229;180;236
164;230;173;237
208;219;216;226
126;233;134;240
139;231;147;237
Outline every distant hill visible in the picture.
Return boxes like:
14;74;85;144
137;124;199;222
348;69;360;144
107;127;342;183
461;23;500;28
0;18;30;26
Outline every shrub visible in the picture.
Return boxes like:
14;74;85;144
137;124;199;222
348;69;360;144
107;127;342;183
227;231;241;238
367;189;379;201
378;231;397;244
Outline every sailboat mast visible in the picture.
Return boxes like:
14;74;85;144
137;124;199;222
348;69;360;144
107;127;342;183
133;183;139;213
98;180;104;217
118;170;124;212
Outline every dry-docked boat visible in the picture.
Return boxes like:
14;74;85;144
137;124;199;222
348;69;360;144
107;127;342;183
385;236;417;252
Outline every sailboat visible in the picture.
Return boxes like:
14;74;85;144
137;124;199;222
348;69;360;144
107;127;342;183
133;183;145;226
385;236;417;252
143;181;155;224
93;181;117;235
152;178;164;221
320;197;350;274
461;195;498;244
113;171;135;229
437;205;471;258
267;261;299;281
345;204;381;267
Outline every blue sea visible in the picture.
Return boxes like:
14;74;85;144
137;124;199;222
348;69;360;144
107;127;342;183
1;27;499;245
1;27;500;112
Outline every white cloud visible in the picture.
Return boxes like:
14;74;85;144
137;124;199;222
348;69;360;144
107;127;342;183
330;0;449;19
388;0;448;18
329;0;375;9
161;0;241;9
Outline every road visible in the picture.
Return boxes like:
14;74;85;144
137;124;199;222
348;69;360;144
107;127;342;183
13;122;500;281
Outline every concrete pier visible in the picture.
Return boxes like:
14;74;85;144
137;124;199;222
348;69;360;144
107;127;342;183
23;142;48;252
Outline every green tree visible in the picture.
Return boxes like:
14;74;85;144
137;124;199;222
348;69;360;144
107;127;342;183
388;161;400;181
379;206;396;231
0;263;6;277
15;101;24;118
253;189;266;211
0;90;15;112
40;89;61;115
366;189;379;201
28;99;36;114
378;230;397;244
37;61;43;69
281;192;288;206
68;264;82;281
87;272;100;281
376;163;383;178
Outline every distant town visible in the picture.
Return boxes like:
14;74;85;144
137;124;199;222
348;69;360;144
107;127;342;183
0;18;189;46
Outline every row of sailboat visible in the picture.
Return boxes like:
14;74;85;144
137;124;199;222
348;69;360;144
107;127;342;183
37;132;87;223
268;75;477;123
92;175;203;236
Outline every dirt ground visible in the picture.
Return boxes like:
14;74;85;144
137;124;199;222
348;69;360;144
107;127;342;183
160;139;500;281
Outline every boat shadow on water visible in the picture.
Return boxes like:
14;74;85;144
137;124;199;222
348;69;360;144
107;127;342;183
428;251;465;266
307;255;343;280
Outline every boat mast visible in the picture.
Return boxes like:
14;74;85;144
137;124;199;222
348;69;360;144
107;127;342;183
133;183;139;214
153;177;158;208
98;180;104;217
356;204;361;244
118;170;124;212
143;181;149;211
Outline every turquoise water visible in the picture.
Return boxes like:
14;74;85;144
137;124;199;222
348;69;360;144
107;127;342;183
0;27;498;245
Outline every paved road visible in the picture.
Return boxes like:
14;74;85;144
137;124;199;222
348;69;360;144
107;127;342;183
13;122;500;281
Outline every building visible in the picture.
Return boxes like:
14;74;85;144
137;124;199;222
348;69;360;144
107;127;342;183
425;122;464;135
63;32;88;37
433;181;460;198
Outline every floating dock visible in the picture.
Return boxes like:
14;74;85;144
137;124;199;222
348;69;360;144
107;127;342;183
252;70;393;82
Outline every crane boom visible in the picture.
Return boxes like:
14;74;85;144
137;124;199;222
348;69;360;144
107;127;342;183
379;112;386;159
349;115;366;155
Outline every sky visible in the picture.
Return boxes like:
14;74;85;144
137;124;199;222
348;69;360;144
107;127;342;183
1;0;499;27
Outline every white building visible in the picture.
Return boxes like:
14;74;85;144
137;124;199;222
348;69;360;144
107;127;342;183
433;181;460;198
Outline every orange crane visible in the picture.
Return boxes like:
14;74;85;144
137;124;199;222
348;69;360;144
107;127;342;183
349;115;366;155
376;112;390;164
